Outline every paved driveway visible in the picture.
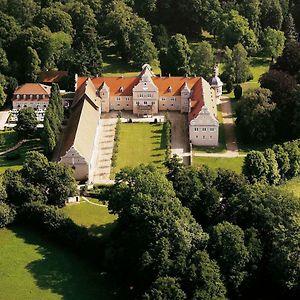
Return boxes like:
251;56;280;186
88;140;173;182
168;112;190;165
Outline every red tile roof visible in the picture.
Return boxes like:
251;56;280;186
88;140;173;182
13;83;51;95
39;71;68;83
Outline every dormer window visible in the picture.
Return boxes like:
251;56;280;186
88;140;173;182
120;86;124;92
168;86;172;92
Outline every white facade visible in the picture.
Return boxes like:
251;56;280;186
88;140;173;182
189;106;219;146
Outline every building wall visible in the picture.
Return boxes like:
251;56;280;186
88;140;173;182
110;96;133;111
60;147;89;181
12;100;49;110
189;125;219;146
158;96;181;111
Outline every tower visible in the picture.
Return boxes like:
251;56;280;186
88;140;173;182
209;65;223;104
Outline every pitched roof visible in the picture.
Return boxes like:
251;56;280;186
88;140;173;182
13;83;51;95
39;71;68;83
73;78;100;108
76;76;202;97
59;98;99;163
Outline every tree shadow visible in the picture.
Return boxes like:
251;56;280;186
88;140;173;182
88;222;117;238
12;226;120;300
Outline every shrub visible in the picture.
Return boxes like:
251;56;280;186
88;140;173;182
234;85;243;100
5;152;21;161
226;79;233;93
112;117;121;168
0;202;16;228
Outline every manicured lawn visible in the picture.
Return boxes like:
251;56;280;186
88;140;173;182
0;226;117;300
112;123;167;175
193;156;244;174
0;139;43;174
279;177;300;198
62;199;117;237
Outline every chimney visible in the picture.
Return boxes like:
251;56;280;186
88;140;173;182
168;73;171;77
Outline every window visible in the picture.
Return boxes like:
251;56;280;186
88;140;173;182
203;136;206;139
210;128;215;132
126;97;130;101
210;136;213;139
196;135;198;138
144;101;148;105
171;97;176;101
116;97;121;101
171;104;174;107
161;97;166;101
202;128;207;132
194;128;199;132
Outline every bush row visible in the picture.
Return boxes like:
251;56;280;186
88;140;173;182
243;140;300;185
111;117;121;168
163;118;172;160
0;202;16;228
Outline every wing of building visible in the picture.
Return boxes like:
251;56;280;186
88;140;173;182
12;83;51;110
58;79;101;182
76;64;220;147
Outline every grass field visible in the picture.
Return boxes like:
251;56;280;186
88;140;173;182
0;226;117;300
112;123;167;175
62;199;117;237
0;130;19;152
193;156;244;174
279;177;300;198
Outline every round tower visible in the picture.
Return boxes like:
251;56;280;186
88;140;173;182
209;65;223;104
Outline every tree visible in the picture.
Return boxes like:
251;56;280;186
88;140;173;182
263;27;285;62
190;42;214;79
234;85;242;99
0;85;6;108
238;0;261;35
15;108;38;138
0;48;9;73
24;46;41;82
259;70;297;105
129;18;158;67
160;34;191;76
292;87;300;138
220;10;258;53
0;12;20;49
283;141;300;178
143;277;187;300
35;7;73;34
222;44;252;84
0;202;15;228
275;41;300;77
236;88;277;143
282;13;297;42
242;151;269;183
263;148;281;185
6;0;40;27
208;222;249;293
184;250;227;300
260;0;283;30
272;144;290;179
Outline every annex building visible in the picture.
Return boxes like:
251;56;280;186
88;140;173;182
58;64;223;182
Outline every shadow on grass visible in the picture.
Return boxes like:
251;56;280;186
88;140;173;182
12;226;119;300
88;222;117;238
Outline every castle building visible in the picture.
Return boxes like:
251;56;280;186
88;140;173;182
58;64;221;182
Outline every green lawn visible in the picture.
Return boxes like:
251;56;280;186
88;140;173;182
0;226;117;300
112;123;167;176
279;177;300;198
62;199;117;237
0;139;43;174
193;156;244;174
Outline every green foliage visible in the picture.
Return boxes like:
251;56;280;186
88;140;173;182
263;148;281;185
222;44;252;84
163;118;171;160
111;117;121;168
209;222;249;291
24;46;41;82
3;151;76;207
42;83;64;154
160;34;191;76
143;277;187;300
236;88;277;143
260;0;283;30
263;27;285;61
0;202;15;228
234;85;242;99
15;107;38;138
242;151;269;184
0;84;6;108
190;42;214;79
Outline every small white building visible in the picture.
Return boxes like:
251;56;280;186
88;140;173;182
209;65;223;104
